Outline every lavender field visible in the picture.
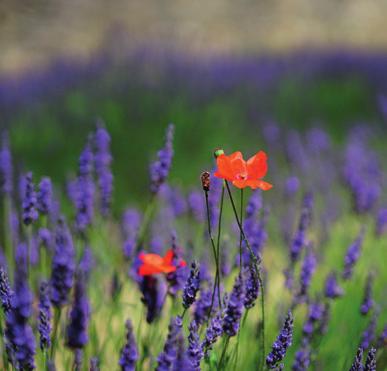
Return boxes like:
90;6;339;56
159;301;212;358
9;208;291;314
1;28;387;371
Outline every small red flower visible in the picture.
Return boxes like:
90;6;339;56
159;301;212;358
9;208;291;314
214;150;272;190
138;249;187;276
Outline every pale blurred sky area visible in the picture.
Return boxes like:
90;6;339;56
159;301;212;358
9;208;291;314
1;0;387;73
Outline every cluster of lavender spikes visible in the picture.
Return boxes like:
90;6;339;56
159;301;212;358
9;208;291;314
0;122;386;371
266;311;294;369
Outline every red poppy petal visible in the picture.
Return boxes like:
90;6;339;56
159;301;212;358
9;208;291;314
161;266;177;274
232;179;249;189
215;155;235;180
231;158;247;178
247;151;268;179
247;180;273;190
163;249;174;265
138;264;162;276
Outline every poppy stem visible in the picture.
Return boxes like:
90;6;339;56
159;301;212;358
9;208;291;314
204;186;222;322
239;188;244;273
224;180;265;370
215;184;225;307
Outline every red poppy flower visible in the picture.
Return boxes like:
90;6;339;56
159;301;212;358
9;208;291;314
138;249;187;276
214;150;273;190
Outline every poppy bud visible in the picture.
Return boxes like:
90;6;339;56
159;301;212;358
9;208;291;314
201;172;210;192
214;148;224;158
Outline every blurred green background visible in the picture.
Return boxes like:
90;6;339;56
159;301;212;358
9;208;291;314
0;1;386;211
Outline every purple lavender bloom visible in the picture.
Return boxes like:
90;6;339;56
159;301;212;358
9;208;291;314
349;347;364;371
150;124;174;194
37;177;53;215
156;316;182;371
94;123;113;216
316;303;331;336
377;324;387;348
360;275;374;315
306;127;331;154
182;261;200;310
173;335;190;371
5;243;36;370
0;266;13;313
376;208;387;236
298;246;316;298
292;346;311;371
38;280;51;350
0;133;12;195
290;193;313;263
343;230;364;280
187;321;203;370
66;273;90;349
79;247;94;281
324;272;344;299
50;219;75;308
284;176;300;198
266;311;294;369
364;348;376;371
139;275;166;324
222;273;245;337
38;228;53;251
119;320;138;371
160;185;187;217
302;302;324;338
90;357;100;371
121;209;141;260
262;121;280;145
244;266;260;309
194;287;212;325
74;349;83;371
188;191;205;222
360;316;377;350
201;311;223;356
21;172;38;226
75;142;95;233
166;233;187;297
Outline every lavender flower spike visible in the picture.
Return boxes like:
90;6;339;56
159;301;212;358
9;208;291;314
324;272;344;299
21;172;38;226
343;229;364;280
66;273;90;349
201;311;223;356
119;320;138;371
0;133;12;195
364;348;376;371
37;177;53;215
5;243;36;370
266;311;294;369
94;122;113;216
187;321;203;370
298;244;316;299
38;280;52;350
50;218;75;308
0;266;13;313
156;316;182;371
360;316;377;350
75;141;95;233
349;347;363;371
182;261;200;310
244;265;260;309
222;273;245;337
360;274;374;315
150;124;174;194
